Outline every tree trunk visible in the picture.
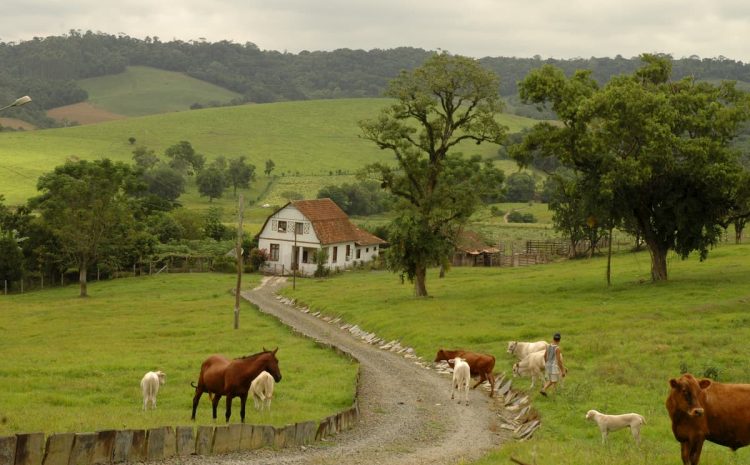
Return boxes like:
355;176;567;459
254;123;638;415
414;266;428;297
735;220;745;244
644;238;668;282
606;226;614;287
79;264;88;297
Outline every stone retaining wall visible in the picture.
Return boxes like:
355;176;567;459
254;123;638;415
1;342;361;465
0;402;359;465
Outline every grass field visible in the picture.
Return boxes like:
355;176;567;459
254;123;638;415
280;243;750;465
0;98;540;207
0;273;358;434
76;66;242;117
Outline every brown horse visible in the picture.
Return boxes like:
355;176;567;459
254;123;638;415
435;349;496;397
191;348;282;423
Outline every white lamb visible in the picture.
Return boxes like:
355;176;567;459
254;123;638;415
140;370;166;410
511;350;545;388
451;357;471;406
507;340;548;360
250;371;275;412
585;409;646;445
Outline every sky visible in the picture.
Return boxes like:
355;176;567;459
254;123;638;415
2;0;750;62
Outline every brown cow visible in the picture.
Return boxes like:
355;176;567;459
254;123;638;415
434;349;495;397
666;373;750;465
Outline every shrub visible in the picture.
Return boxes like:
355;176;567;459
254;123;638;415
507;211;537;223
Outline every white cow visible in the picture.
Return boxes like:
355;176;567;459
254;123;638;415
250;371;275;412
507;340;548;360
451;357;471;406
140;370;166;410
512;350;545;388
585;409;646;445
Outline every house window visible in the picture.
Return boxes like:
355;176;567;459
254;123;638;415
332;246;338;263
366;248;369;253
295;222;304;235
277;221;287;233
346;245;351;260
270;244;280;261
356;249;361;259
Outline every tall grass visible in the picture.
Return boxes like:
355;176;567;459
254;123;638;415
281;244;750;464
0;273;358;434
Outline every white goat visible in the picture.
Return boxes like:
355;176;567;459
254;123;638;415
250;371;275;412
140;370;166;410
511;350;545;388
507;340;548;360
451;357;471;406
585;409;646;445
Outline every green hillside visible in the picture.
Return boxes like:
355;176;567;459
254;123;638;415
77;66;242;116
0;98;539;207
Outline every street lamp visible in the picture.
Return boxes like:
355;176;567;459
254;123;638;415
0;96;32;112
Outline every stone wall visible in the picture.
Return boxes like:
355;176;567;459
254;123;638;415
0;346;361;465
0;402;359;465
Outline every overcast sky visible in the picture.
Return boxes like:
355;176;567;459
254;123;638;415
3;0;749;62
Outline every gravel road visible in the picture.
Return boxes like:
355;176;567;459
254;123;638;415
166;276;509;465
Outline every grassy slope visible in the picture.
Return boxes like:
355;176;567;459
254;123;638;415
0;99;539;223
281;244;750;465
77;66;242;116
0;273;358;434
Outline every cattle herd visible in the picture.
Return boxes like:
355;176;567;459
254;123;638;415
138;340;750;465
436;340;750;465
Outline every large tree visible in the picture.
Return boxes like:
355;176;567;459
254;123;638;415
514;54;750;281
360;52;506;296
32;159;136;297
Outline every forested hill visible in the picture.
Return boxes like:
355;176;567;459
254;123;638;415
2;30;750;128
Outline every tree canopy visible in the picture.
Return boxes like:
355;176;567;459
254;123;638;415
360;52;506;296
513;54;750;281
31;159;137;296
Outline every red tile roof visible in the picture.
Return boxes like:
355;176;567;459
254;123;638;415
266;198;386;246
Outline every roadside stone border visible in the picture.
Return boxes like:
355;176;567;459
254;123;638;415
275;294;541;440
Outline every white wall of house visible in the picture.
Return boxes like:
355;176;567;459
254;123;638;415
258;204;381;276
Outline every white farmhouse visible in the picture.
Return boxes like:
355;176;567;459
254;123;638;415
256;198;386;276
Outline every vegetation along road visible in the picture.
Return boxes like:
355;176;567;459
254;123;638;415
162;276;506;465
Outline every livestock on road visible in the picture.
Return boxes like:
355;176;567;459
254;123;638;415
585;409;645;445
451;358;471;406
191;348;282;423
140;370;166;410
435;349;496;397
666;373;750;465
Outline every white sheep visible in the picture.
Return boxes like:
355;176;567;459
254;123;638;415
585;409;646;445
507;340;548;360
250;371;275;412
140;370;166;410
451;357;471;406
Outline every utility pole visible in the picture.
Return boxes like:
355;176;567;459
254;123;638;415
292;225;297;290
234;194;244;329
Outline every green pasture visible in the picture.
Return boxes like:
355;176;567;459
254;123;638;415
0;98;539;206
281;244;750;464
78;66;241;116
0;273;358;435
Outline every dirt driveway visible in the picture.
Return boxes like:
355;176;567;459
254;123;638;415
167;276;514;465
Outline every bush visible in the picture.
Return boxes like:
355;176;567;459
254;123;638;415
490;206;505;217
507;211;537;223
248;248;269;272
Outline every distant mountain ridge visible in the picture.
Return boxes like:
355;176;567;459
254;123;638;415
2;30;750;128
